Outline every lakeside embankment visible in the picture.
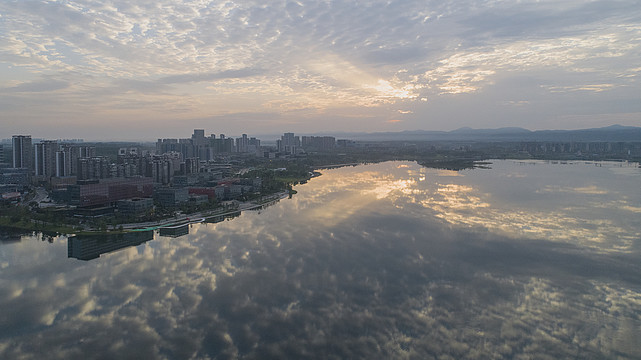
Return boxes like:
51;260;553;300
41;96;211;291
0;191;290;236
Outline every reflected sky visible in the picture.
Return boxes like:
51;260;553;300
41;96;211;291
1;160;640;359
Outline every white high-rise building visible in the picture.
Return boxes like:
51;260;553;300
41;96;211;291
278;132;300;154
12;135;33;171
34;140;59;179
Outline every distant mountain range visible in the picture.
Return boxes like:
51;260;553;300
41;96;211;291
324;125;641;142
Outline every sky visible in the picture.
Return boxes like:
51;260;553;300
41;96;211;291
1;0;640;140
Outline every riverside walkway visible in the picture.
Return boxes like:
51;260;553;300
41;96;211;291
120;192;289;232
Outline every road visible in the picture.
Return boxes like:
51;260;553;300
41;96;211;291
28;187;50;205
119;192;289;231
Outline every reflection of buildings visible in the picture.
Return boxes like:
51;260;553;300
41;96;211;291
204;210;241;224
159;224;189;238
0;231;23;243
67;230;154;261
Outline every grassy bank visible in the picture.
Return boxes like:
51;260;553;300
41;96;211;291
0;216;77;235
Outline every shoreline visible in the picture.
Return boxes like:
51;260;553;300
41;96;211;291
1;158;638;237
0;191;291;236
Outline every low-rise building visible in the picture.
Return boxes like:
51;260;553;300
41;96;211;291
68;177;153;208
1;191;21;203
188;194;209;205
0;167;31;190
188;187;216;200
117;197;154;217
155;187;189;208
173;174;200;188
214;185;228;200
240;177;262;190
50;176;77;191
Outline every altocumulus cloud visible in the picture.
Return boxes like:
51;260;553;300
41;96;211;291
0;79;70;93
0;0;640;138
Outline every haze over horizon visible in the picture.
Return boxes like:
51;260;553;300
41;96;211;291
1;0;640;141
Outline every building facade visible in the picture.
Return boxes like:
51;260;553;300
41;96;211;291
68;177;153;208
34;140;58;180
12;135;33;171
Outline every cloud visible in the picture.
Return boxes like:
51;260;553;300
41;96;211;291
159;68;265;85
0;79;69;93
0;0;640;138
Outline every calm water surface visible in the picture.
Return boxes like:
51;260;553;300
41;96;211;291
1;160;640;359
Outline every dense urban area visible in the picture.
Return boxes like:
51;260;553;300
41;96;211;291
1;127;640;234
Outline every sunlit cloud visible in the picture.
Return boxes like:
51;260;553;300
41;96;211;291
537;185;609;195
502;100;530;106
542;84;618;93
435;169;464;177
367;79;421;100
0;0;640;137
620;205;641;213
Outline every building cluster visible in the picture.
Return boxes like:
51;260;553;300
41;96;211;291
276;133;336;154
156;130;262;160
3;135;101;188
518;141;640;157
1;130;337;217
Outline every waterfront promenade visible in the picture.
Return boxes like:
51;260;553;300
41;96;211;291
116;192;289;232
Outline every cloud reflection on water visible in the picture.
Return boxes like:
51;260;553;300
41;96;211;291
387;160;641;253
0;160;640;359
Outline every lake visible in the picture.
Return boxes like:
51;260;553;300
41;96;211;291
1;160;640;359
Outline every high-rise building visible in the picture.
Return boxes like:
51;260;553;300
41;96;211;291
183;157;200;175
12;135;33;171
151;159;174;185
77;157;111;180
34;140;59;179
56;144;95;177
55;150;68;177
192;129;206;145
159;130;259;159
236;134;249;153
278;133;300;154
156;138;180;155
192;129;209;159
302;136;336;151
212;137;234;153
247;137;261;155
179;138;195;158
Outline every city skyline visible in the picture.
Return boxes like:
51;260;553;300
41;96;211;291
1;1;641;140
